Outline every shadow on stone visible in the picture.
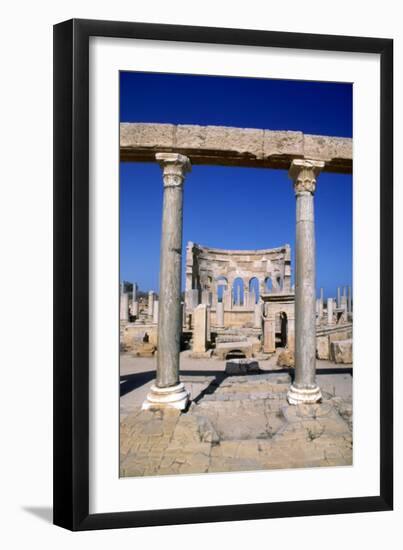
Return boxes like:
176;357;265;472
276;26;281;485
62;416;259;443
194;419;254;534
120;370;155;396
225;359;262;375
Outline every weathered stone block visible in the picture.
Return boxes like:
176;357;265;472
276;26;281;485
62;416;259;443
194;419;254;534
175;124;207;148
331;339;353;364
263;130;303;158
277;349;294;367
204;126;264;158
304;134;353;162
193;304;208;353
120;123;175;148
316;335;329;360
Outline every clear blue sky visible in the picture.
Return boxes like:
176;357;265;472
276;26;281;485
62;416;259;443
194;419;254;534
120;72;352;299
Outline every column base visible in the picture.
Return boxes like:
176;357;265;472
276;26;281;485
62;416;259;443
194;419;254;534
142;382;189;411
287;384;322;405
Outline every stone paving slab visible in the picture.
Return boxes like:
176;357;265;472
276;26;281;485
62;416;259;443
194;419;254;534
120;362;353;477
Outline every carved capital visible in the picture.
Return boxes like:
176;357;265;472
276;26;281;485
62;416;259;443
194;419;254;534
156;153;191;188
289;159;325;195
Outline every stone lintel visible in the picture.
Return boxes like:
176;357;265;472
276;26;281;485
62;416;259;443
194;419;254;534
120;123;352;174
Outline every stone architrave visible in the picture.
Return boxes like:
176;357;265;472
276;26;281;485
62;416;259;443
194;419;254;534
153;300;159;324
254;302;262;329
148;291;155;318
143;153;191;411
120;292;129;322
327;297;334;325
287;159;324;405
216;301;224;328
193;304;208;353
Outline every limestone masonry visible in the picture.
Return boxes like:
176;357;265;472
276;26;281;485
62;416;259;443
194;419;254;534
120;123;352;173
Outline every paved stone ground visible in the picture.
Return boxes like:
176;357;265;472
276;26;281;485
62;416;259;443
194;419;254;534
120;351;352;477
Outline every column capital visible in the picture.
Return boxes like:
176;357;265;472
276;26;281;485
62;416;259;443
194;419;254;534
156;152;191;187
289;159;325;195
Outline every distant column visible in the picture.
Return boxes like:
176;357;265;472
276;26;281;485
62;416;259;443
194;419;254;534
120;291;129;322
319;288;324;321
216;301;224;328
337;287;341;308
142;153;191;411
287;313;295;352
153;300;159;324
254;302;262;329
347;286;352;314
131;301;139;317
287;159;324;405
244;289;249;309
132;282;138;303
193;304;207;353
148;291;155;318
327;297;334;325
316;298;321;326
181;302;186;329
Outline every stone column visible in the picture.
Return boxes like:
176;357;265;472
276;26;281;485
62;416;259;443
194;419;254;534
244;289;249;309
216;301;224;328
340;294;348;322
120;291;129;322
347;285;352;314
287;315;295;352
206;305;211;343
327;297;334;325
148;291;155;318
319;288;324;321
153;300;159;324
181;302;186;329
132;282;138;302
316;298;321;326
143;153;191;411
337;287;341;308
224;288;231;310
287;159;324;405
193;304;207;353
131;300;139;317
254;302;262;329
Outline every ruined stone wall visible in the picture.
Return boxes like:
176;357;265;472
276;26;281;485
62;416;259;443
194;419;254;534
185;241;292;312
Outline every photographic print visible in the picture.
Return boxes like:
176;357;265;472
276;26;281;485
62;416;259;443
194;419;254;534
119;72;353;478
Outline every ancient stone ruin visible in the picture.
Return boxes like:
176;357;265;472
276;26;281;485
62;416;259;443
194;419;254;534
119;123;353;411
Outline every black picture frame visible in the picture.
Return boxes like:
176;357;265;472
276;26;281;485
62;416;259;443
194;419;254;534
53;18;393;531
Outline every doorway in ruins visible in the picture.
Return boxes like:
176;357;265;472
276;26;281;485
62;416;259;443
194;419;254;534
275;311;288;348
